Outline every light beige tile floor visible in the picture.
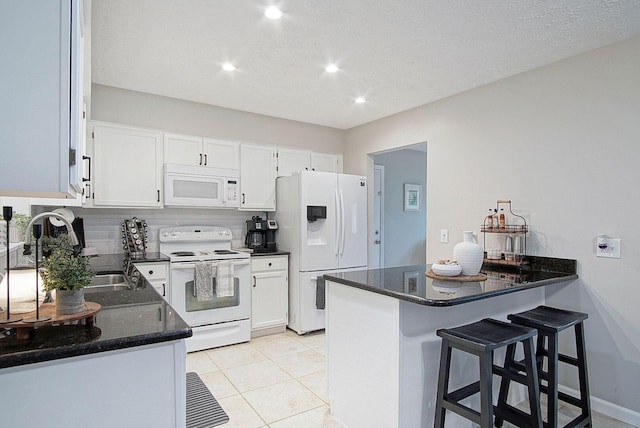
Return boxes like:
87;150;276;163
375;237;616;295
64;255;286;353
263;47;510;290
187;329;345;427
188;329;636;427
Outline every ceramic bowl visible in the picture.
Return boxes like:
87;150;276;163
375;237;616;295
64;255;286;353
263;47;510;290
431;263;462;277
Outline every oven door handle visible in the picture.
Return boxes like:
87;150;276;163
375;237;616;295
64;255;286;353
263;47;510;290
170;259;250;270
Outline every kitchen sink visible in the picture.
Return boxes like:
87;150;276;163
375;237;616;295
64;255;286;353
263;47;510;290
85;274;132;293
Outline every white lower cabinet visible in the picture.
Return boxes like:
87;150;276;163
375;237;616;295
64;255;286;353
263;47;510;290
134;261;170;302
251;255;288;337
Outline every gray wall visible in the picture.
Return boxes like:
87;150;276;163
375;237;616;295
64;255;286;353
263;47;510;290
91;84;344;153
344;35;640;420
374;149;426;266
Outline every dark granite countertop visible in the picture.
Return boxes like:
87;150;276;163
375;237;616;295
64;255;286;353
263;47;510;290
324;256;578;307
87;252;170;273
0;253;190;369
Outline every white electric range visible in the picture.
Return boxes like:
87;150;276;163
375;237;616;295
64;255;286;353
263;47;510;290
159;226;251;352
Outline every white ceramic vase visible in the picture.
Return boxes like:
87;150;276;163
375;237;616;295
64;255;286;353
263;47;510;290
453;231;484;276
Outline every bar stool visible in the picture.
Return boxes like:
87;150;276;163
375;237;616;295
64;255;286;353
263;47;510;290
496;306;591;428
434;318;543;428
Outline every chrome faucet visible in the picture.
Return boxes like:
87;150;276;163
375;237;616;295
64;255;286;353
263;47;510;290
23;212;81;255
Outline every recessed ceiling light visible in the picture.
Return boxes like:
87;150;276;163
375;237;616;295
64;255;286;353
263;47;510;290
325;64;339;73
355;97;366;104
265;6;283;20
222;63;236;71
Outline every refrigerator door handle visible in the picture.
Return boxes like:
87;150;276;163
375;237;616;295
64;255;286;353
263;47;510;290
339;189;345;256
335;189;340;256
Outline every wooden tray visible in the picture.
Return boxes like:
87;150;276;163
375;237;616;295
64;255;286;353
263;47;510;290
1;302;101;340
426;270;487;282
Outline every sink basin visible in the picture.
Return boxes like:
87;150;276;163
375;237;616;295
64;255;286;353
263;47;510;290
85;274;132;293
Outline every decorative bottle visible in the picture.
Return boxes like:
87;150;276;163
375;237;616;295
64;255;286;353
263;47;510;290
486;209;494;230
492;209;499;230
453;231;484;276
499;208;506;230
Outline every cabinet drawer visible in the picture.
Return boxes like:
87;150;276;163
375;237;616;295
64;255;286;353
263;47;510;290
134;262;167;281
251;256;287;272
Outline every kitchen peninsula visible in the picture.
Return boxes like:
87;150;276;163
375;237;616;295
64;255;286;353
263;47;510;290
324;257;578;428
0;254;191;428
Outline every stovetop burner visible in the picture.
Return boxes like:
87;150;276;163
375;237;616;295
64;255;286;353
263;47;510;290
171;251;196;257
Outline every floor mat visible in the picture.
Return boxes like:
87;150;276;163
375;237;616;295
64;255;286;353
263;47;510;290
186;372;230;428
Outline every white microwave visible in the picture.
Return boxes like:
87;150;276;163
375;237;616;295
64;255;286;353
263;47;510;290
164;164;239;208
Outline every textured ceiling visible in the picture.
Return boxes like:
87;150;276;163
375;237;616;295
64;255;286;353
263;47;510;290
91;0;640;130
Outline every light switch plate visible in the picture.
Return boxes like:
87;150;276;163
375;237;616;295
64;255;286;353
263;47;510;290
597;238;621;258
440;229;449;243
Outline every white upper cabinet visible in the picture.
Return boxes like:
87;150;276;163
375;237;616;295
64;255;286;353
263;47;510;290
311;152;342;173
240;144;277;211
277;148;311;177
0;0;84;199
277;148;342;177
163;133;202;166
164;133;240;170
202;138;240;170
92;124;164;207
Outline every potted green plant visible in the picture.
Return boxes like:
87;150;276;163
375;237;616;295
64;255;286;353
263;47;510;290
41;234;94;315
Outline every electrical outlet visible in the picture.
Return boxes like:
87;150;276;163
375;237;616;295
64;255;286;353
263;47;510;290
597;238;621;258
440;229;449;243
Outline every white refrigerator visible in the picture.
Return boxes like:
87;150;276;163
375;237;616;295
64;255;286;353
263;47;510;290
276;171;367;334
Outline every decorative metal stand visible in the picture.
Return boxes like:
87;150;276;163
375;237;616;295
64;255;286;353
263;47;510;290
1;206;23;324
481;200;529;267
23;224;51;323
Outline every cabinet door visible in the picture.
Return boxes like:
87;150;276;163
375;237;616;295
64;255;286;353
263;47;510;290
163;133;202;166
240;144;277;211
277;148;310;177
93;124;163;207
310;153;340;173
203;138;240;169
0;0;82;198
252;271;288;330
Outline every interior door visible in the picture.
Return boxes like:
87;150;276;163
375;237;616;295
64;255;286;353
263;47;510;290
299;171;338;272
337;174;368;268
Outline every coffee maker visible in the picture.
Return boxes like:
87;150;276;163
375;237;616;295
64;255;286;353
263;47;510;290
245;216;278;253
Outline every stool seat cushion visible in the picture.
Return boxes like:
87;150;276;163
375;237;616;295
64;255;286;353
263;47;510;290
508;305;588;333
437;318;536;352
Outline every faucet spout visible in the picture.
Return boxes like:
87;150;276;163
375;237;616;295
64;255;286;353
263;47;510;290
23;212;80;255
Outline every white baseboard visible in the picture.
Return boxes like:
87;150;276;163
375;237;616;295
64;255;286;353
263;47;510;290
559;384;640;427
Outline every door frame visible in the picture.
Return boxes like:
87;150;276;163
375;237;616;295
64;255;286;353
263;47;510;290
373;165;385;268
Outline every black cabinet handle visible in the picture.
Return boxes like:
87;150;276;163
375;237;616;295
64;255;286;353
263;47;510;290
157;190;160;202
162;283;165;297
253;275;256;287
158;307;162;322
199;153;203;165
242;193;245;204
82;155;91;182
268;262;272;266
204;154;208;166
148;270;154;275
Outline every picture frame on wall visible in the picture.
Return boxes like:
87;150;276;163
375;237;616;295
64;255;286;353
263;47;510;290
404;183;421;212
